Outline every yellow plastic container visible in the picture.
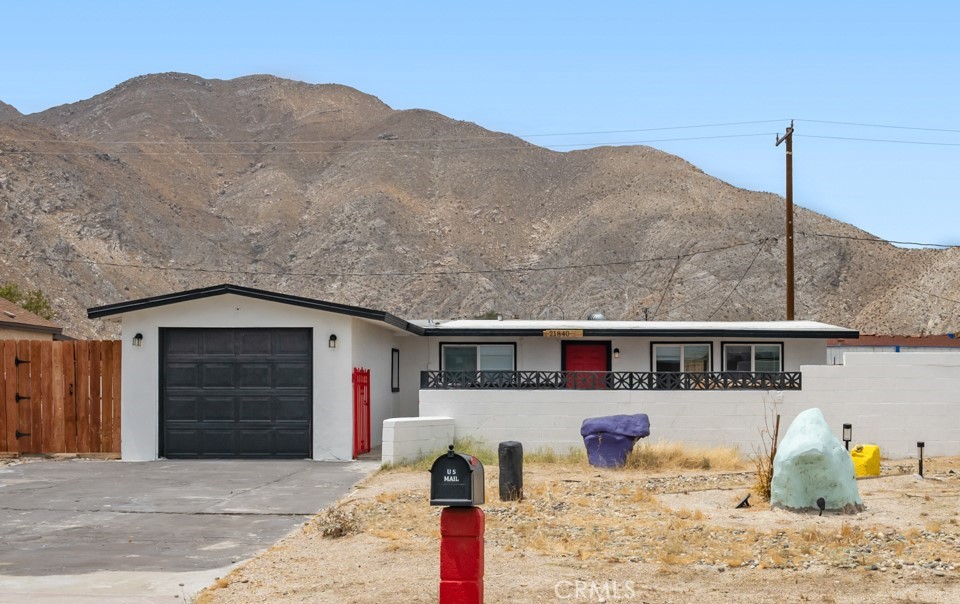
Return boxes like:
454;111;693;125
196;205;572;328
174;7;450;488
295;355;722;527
850;444;881;477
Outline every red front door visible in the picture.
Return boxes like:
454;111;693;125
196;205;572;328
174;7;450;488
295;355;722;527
562;342;610;389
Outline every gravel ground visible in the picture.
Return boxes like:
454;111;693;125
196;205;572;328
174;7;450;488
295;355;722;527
198;458;960;603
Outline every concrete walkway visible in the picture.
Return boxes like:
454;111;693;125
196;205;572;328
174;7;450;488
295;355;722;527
0;458;377;602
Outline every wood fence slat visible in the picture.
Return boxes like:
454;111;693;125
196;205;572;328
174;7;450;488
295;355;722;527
31;341;45;452
73;340;92;453
0;341;8;452
50;342;64;453
63;342;78;452
111;340;122;453
99;342;114;453
86;341;102;453
39;342;60;453
16;341;35;452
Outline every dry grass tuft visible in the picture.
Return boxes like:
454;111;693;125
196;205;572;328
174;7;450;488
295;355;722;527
626;440;747;472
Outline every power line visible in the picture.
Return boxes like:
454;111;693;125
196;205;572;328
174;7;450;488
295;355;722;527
797;134;960;147
9;240;761;279
798;119;960;135
905;286;960;306
707;239;768;320
4;119;790;145
651;255;682;319
0;133;779;156
799;231;958;249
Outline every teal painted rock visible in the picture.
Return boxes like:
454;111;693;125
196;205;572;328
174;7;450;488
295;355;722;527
771;408;863;514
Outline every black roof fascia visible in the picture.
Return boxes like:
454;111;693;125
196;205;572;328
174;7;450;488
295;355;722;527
420;327;860;339
87;283;425;335
0;321;63;335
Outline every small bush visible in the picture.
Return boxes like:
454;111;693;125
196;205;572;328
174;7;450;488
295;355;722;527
314;505;362;538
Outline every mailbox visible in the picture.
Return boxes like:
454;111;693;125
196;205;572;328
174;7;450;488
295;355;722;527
430;445;485;507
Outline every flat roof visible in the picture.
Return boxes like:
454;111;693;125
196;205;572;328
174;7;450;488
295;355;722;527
412;319;859;339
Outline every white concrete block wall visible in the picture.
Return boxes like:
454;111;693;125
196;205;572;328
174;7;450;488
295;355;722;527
381;417;455;465
419;353;960;459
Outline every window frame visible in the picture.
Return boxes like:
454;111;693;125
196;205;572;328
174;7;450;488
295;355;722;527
720;342;785;372
649;342;714;373
439;342;518;372
391;348;400;392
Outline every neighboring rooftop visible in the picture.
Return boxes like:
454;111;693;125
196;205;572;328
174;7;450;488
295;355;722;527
0;297;63;336
829;334;959;347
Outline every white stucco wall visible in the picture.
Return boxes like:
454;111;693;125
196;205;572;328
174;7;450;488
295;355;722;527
119;294;360;461
350;318;414;447
420;353;960;459
382;416;455;465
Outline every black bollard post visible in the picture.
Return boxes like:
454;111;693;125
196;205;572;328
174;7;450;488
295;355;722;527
498;441;523;501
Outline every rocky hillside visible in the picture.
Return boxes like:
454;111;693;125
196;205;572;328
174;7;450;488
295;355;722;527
0;73;955;337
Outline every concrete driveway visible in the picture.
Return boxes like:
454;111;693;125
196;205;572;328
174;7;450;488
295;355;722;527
0;458;376;603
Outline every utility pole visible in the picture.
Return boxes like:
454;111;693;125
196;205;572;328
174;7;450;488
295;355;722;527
776;120;795;320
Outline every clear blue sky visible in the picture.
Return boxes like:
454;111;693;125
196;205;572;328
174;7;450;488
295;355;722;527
3;2;958;246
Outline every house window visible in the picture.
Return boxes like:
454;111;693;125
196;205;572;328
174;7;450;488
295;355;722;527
442;344;515;371
723;344;783;372
391;348;400;392
652;343;710;372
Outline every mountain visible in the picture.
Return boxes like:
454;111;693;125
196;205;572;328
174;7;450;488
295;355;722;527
0;101;21;121
0;73;955;337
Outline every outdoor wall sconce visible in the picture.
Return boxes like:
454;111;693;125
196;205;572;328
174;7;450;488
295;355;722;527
917;441;925;477
328;334;338;349
132;333;143;347
842;423;852;451
613;348;621;359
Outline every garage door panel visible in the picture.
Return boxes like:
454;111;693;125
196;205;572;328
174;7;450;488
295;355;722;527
276;397;311;421
166;364;201;388
202;364;236;388
237;430;274;456
202;430;238;456
238;397;272;421
238;331;272;356
276;331;311;355
164;429;202;456
165;397;201;421
200;397;236;421
275;363;310;388
202;330;236;356
273;429;311;455
162;328;312;458
165;331;201;356
238;364;273;388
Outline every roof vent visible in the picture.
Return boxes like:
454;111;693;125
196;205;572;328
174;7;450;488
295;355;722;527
3;311;15;319
587;312;606;321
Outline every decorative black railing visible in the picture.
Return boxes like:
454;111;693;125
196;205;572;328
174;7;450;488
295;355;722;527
420;370;801;391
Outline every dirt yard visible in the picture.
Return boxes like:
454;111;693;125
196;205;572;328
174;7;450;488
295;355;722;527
198;457;960;603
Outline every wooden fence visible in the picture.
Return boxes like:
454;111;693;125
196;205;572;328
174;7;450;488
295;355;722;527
0;340;121;454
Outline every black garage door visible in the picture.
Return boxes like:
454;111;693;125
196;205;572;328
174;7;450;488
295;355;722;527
160;328;312;458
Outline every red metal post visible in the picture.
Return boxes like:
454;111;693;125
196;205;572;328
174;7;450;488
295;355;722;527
440;507;485;604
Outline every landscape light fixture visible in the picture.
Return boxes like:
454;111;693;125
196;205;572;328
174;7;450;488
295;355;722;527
328;334;337;349
613;348;621;359
132;333;143;347
842;423;852;451
816;497;826;517
917;441;925;477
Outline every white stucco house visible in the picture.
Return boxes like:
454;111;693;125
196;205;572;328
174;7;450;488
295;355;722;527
89;283;873;461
